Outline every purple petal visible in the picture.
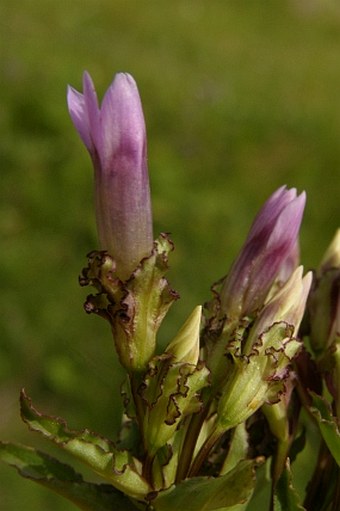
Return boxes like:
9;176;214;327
82;71;100;152
67;72;100;156
267;192;306;250
98;73;146;168
68;71;153;279
248;186;297;242
246;267;312;348
67;85;93;152
220;187;306;318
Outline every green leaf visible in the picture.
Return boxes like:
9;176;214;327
151;459;257;511
20;390;151;500
212;505;248;511
0;442;140;511
309;391;340;466
220;422;248;475
273;461;306;511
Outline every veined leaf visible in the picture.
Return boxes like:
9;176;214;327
220;422;248;475
273;461;306;511
20;390;151;500
309;391;340;466
0;442;140;511
151;459;257;511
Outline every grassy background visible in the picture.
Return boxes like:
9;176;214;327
1;0;339;509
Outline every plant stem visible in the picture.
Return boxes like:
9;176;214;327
175;388;211;482
129;373;155;487
187;426;222;478
272;438;290;485
175;412;206;482
142;452;155;486
130;373;145;435
304;440;338;511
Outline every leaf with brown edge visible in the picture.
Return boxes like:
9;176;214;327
308;391;340;466
0;442;140;511
80;234;179;372
142;360;210;455
112;233;179;371
20;389;151;500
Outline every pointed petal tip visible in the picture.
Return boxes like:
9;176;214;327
302;271;313;299
82;71;96;96
293;265;304;278
66;84;82;106
67;84;94;153
110;72;139;97
66;84;75;108
304;270;313;285
83;70;92;81
292;266;313;293
114;71;136;83
298;189;306;205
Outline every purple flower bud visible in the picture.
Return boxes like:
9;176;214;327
243;266;312;355
216;267;312;432
67;72;153;280
220;186;306;319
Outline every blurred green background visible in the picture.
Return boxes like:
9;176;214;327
1;0;339;509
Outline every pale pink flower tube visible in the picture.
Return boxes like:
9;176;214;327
67;72;153;280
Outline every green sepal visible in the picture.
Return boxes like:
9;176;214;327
113;234;179;371
216;322;300;432
20;390;151;500
81;233;179;372
273;460;306;511
308;391;340;466
150;459;258;511
141;358;210;455
0;442;140;511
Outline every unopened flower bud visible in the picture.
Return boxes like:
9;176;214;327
165;306;202;365
68;72;153;280
216;267;311;432
244;266;312;354
220;186;305;319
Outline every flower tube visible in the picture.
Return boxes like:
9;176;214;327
67;72;153;280
220;186;305;319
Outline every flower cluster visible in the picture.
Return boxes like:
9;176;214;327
1;72;339;511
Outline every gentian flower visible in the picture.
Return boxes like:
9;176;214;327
67;72;153;280
216;266;312;432
220;186;306;319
